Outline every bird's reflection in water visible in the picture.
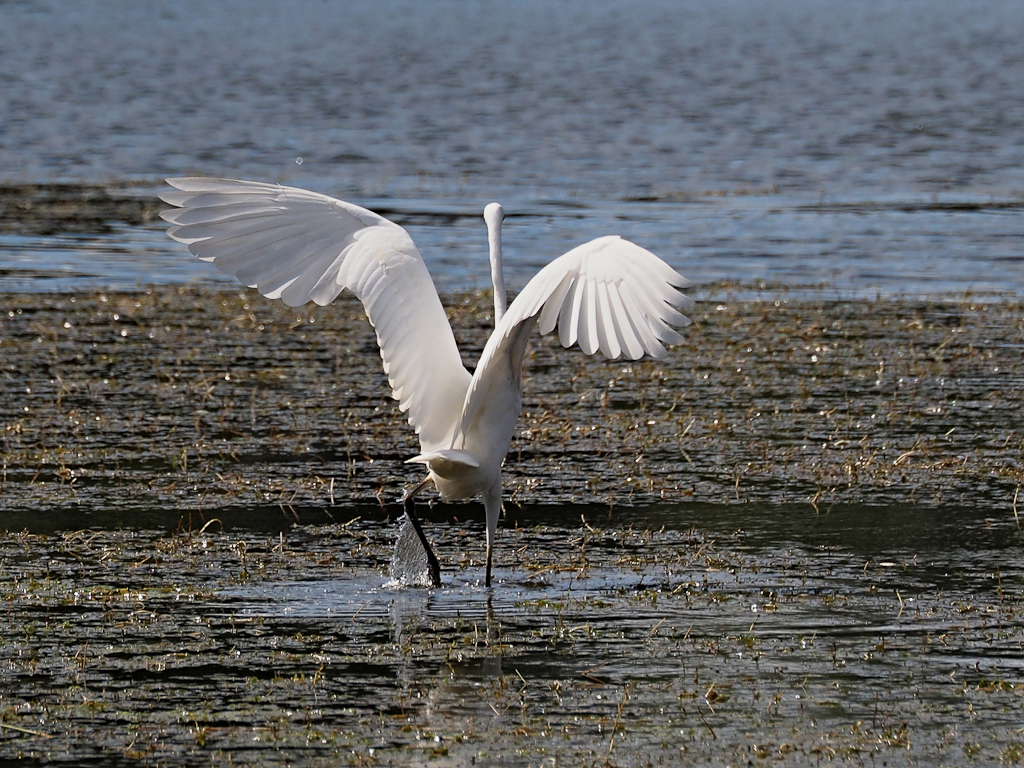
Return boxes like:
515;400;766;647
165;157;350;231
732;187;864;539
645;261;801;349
388;589;504;721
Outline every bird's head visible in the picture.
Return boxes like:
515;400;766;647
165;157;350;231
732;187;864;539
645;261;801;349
483;202;504;230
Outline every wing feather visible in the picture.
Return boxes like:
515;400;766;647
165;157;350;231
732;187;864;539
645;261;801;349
618;284;668;358
595;282;621;359
508;234;691;362
452;234;691;455
161;177;471;451
558;275;585;349
578;279;598;355
537;272;574;335
605;285;643;359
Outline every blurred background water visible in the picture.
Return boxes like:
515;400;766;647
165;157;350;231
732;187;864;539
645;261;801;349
0;0;1022;295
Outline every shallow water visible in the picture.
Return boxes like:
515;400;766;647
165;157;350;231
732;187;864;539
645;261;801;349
3;194;1023;299
3;1;1024;762
3;287;1023;515
1;0;1023;296
4;0;1024;199
2;502;1023;766
2;287;1023;764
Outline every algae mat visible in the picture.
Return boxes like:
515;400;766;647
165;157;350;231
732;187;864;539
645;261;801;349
1;286;1024;765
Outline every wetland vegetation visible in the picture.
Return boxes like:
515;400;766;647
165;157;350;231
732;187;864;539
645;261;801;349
2;285;1023;765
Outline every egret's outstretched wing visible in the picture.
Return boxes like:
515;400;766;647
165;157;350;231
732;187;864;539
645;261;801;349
452;235;692;455
160;177;471;451
507;235;692;361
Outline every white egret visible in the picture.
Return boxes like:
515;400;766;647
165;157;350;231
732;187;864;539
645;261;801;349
160;178;693;587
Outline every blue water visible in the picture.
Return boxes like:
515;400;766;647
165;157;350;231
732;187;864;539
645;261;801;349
1;0;1022;296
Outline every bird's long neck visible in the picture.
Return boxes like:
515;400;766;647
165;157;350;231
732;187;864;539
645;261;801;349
485;203;507;325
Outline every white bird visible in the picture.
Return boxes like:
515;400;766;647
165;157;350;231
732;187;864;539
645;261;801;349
160;178;693;587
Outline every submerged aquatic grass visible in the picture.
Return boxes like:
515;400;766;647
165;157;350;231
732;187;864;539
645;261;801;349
1;510;1022;766
1;285;1024;765
2;285;1023;518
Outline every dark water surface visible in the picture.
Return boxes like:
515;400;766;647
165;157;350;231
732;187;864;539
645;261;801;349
2;288;1024;764
3;2;1024;764
4;0;1024;198
1;0;1023;295
2;502;1023;766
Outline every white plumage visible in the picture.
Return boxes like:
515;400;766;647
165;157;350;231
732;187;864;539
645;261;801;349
161;177;693;586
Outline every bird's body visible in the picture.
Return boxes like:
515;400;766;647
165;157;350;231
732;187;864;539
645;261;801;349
161;177;692;586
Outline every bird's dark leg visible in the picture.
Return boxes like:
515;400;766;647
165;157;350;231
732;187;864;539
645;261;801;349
485;545;493;588
404;476;441;587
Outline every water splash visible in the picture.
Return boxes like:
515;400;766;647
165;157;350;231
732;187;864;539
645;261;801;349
386;516;437;588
